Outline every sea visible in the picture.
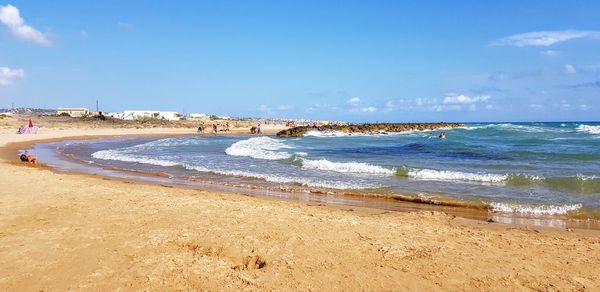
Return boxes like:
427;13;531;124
33;122;600;223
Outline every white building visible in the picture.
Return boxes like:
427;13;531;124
118;110;182;121
57;107;90;117
106;112;126;119
189;113;208;119
157;111;182;121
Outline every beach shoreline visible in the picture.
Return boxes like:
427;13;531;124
10;129;600;230
1;127;600;290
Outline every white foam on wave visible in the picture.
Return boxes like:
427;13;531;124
576;174;598;181
576;124;600;135
225;136;293;160
91;149;179;167
407;168;507;183
490;202;582;215
183;165;376;189
299;158;395;175
126;137;203;151
462;123;548;133
92;149;375;189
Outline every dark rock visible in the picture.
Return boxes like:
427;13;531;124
276;122;464;137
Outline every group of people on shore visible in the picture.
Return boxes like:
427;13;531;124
197;122;230;136
196;123;264;136
250;124;263;135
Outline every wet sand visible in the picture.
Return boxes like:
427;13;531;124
1;127;600;290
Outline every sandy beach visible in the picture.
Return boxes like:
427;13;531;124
1;126;600;291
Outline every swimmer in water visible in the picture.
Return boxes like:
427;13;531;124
439;132;446;139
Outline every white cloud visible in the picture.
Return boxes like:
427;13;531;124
278;104;292;111
0;66;25;86
347;97;360;106
384;100;396;109
443;94;490;104
430;105;462;112
0;5;50;45
493;30;600;47
580;104;589;111
540;50;560;57
564;64;577;74
360;106;377;113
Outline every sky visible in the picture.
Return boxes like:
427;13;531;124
0;1;599;122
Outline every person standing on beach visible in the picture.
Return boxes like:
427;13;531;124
197;125;204;136
257;123;263;135
212;124;218;135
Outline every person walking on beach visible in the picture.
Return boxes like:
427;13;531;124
197;125;204;136
212;124;218;135
257;123;263;135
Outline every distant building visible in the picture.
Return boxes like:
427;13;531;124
157;111;183;121
57;107;90;117
189;113;208;119
119;110;182;121
106;112;125;119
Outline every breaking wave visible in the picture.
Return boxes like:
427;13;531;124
462;123;550;133
182;165;376;189
299;158;396;175
91;149;377;189
92;149;179;167
489;202;582;216
399;168;508;183
225;136;293;160
576;124;600;135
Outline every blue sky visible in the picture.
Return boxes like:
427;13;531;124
1;1;599;122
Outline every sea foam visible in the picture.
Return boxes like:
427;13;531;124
576;124;600;135
462;123;549;133
299;158;396;175
489;202;582;215
225;136;293;160
183;164;377;189
91;149;179;167
405;168;507;183
92;148;376;189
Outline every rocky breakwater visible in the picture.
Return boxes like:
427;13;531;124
276;122;464;137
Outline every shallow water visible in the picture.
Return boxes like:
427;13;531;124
33;122;600;219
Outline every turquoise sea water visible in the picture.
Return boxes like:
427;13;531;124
50;122;600;217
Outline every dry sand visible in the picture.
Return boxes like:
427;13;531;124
1;127;600;291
